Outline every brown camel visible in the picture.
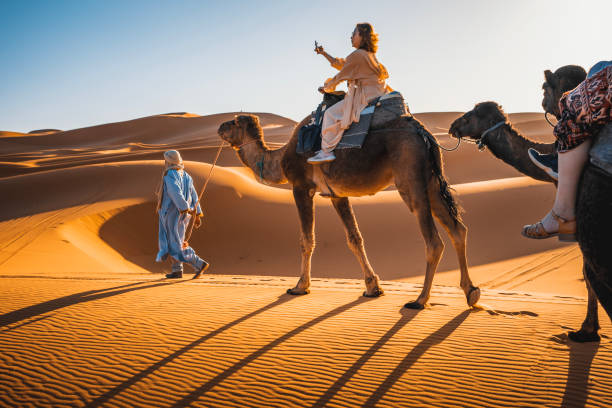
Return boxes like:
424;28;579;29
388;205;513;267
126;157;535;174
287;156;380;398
448;65;609;342
217;107;480;309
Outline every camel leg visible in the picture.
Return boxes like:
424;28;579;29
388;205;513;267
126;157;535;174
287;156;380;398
569;264;601;342
399;190;445;309
330;197;384;297
287;187;315;295
429;191;480;307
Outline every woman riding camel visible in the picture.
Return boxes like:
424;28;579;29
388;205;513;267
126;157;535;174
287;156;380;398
308;23;391;163
523;61;612;241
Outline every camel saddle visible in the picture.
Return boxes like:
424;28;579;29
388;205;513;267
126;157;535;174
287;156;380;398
296;90;409;155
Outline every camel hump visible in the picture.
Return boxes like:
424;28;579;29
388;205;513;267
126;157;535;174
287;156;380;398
369;91;409;128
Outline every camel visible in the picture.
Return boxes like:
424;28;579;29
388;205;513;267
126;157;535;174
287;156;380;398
217;103;481;309
445;65;586;184
447;65;611;341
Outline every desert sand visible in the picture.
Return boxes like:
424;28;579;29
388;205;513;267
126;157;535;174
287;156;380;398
1;111;610;407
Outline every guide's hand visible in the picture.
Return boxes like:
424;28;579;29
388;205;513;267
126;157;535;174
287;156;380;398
195;214;203;229
182;241;189;249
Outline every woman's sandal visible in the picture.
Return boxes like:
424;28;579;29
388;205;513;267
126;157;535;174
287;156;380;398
521;210;576;242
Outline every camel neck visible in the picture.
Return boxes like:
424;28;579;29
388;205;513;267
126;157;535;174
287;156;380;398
237;141;288;185
484;124;556;183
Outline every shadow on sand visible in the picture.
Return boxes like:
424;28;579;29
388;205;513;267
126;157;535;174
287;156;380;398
0;278;182;328
557;334;600;408
311;307;422;408
84;293;297;408
166;296;374;408
362;309;473;407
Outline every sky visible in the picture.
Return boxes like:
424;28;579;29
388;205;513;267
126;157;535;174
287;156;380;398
1;0;610;132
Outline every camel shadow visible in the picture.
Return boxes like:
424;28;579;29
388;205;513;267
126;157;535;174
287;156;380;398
553;334;600;408
0;278;182;328
84;293;296;408
168;296;374;408
311;307;421;408
362;309;473;407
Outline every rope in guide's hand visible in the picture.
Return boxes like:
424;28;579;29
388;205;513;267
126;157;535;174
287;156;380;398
185;141;226;242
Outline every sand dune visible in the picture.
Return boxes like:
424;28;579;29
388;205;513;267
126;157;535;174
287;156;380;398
1;109;609;407
0;160;567;284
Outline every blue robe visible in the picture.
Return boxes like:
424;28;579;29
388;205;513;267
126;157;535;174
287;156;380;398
156;169;204;270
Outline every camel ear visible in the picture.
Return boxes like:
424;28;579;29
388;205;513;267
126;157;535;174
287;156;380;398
544;70;557;88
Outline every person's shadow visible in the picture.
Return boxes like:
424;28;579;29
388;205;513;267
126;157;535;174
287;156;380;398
556;334;600;408
84;293;296;408
0;279;183;329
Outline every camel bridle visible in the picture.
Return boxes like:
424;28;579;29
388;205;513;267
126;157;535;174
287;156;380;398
477;120;507;151
227;121;268;184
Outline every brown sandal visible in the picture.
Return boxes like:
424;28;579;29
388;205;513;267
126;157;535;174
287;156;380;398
521;210;576;242
552;210;576;242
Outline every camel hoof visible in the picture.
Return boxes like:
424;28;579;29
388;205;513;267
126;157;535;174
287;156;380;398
362;288;384;298
467;286;481;307
568;329;601;343
404;301;425;310
287;288;310;296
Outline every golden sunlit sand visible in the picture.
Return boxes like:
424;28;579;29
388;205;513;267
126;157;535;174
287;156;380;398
1;111;610;407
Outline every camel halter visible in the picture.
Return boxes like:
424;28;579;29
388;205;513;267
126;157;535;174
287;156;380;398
544;111;558;128
233;138;268;184
477;121;507;150
233;139;259;151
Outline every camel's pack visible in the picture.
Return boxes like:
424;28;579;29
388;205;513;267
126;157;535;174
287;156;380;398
296;91;409;155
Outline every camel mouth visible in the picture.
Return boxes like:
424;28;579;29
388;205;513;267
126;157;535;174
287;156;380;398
448;122;463;139
448;129;460;139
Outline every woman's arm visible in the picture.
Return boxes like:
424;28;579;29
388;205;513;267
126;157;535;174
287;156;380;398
315;44;345;70
321;50;365;92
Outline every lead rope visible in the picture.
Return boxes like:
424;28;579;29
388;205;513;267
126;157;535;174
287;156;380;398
545;111;557;128
185;141;225;242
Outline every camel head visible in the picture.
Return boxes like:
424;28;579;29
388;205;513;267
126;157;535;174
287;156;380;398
449;101;507;142
542;65;586;118
218;114;264;149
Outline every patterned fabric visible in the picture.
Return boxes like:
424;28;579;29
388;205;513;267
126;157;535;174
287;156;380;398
554;66;612;152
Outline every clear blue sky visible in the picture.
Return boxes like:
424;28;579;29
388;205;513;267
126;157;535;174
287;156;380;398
1;0;610;132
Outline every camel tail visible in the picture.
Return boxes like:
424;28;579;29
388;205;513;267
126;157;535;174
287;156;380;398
414;119;462;223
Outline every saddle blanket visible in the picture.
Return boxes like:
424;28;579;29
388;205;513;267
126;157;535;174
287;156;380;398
297;91;407;155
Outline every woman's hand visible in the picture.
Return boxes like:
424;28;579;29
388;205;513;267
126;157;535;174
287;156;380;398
314;42;325;55
318;86;326;94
